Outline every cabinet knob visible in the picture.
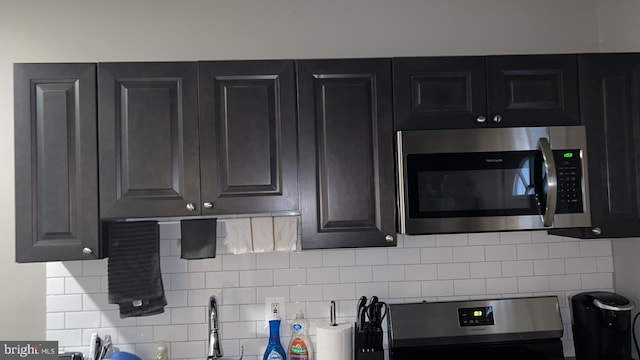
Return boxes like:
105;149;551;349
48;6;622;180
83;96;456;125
492;115;502;123
203;202;214;209
186;203;196;211
82;247;93;255
476;116;486;123
385;234;394;243
591;227;602;235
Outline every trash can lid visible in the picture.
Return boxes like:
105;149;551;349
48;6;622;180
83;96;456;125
591;292;635;311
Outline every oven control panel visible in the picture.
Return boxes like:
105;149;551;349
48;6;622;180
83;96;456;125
458;306;494;327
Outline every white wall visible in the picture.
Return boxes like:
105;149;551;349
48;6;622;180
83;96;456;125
1;0;603;341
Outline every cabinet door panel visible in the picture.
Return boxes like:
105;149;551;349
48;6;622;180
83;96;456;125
99;62;200;218
487;55;579;126
393;57;487;129
14;63;99;262
298;59;395;248
198;60;298;213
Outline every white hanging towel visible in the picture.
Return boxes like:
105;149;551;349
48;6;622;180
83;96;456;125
274;216;298;252
223;218;252;254
250;217;274;252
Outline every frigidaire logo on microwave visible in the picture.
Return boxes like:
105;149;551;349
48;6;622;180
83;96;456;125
485;158;504;163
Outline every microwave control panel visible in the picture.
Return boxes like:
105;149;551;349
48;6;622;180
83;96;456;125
554;149;584;214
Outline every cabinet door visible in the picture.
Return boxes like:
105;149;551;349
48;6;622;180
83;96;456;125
14;63;100;262
487;54;580;127
393;57;487;129
297;59;396;249
99;62;201;218
198;60;298;214
553;54;640;238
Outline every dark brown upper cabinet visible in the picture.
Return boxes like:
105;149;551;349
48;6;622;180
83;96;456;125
297;59;396;249
198;60;298;214
393;55;580;130
14;63;101;262
99;61;298;219
550;53;640;239
98;62;201;218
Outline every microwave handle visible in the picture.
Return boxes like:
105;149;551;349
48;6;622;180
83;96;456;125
537;137;558;227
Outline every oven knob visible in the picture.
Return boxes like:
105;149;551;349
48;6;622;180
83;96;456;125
591;227;602;235
476;116;486;123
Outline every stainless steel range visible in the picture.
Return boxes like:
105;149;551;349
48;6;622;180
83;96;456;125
387;296;565;360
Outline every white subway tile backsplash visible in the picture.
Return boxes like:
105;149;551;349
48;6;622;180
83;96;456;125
66;311;100;329
468;232;501;246
355;248;389;265
453;246;485;262
518;276;550;292
486;278;518;294
373;265;405;282
290;251;323;268
404;264;437;281
421;247;453;263
581;273;613;289
517;244;549;260
47;313;65;330
422;280;454;297
566;257;597;274
323;284;356;300
47;278;65;295
47;222;614;360
47;329;83;346
500;232;532;244
580;240;612;257
47;295;82;312
322;249;355;266
436;234;468;247
549;242;581;258
222;288;256;305
355;282;390;299
307;267;339;284
454;279;486;295
485;245;517;261
257;252;290;269
388;248;420;264
403;234;436;248
240;270;274;287
118;326;153;343
502;260;534;277
172;273;205;290
170;341;206;359
340;266;372;283
470;262;502;278
274;268;307;285
65;276;102;294
534;259;566;276
437;263;469;279
550;275;582;291
389;281;422;298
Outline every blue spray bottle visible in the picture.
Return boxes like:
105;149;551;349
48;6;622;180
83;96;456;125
263;319;286;360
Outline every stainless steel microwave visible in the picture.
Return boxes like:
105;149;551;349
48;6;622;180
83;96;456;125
396;126;591;234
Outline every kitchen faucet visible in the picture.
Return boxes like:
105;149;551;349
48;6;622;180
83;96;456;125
208;295;223;360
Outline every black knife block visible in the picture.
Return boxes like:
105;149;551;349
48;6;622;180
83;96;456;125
354;322;384;360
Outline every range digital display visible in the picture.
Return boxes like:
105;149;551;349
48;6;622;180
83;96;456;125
458;306;495;327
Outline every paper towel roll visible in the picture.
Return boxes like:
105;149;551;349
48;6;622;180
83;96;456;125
316;322;352;360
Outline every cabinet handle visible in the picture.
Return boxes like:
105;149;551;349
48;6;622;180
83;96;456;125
82;247;93;255
385;234;394;243
203;202;214;209
591;227;602;235
186;203;196;211
476;116;486;123
492;115;502;123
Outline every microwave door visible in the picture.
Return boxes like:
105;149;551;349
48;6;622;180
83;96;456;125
535;138;558;227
